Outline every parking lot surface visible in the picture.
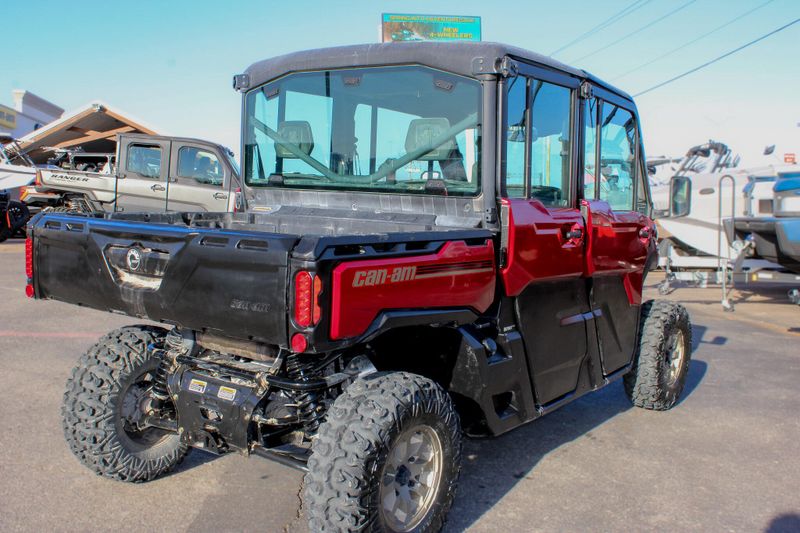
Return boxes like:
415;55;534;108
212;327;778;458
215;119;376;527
1;238;798;532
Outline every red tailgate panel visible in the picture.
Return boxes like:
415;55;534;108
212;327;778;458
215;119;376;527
330;240;496;340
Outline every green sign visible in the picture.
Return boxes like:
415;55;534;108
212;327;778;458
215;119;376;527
381;14;481;43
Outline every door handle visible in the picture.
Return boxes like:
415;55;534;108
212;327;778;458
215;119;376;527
213;192;228;200
151;184;165;192
561;223;584;246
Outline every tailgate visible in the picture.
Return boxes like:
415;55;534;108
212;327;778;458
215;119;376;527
31;214;296;346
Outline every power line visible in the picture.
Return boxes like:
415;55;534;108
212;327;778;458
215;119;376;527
550;0;653;56
634;18;800;97
611;0;775;81
570;0;698;63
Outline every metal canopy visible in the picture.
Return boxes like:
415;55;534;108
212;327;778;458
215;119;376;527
12;102;158;164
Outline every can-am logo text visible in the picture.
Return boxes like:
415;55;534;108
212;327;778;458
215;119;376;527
352;266;417;287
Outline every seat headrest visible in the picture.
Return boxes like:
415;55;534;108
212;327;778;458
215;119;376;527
276;121;314;159
404;118;456;161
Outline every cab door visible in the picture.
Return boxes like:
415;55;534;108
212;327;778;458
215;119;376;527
115;137;170;212
165;142;233;212
501;69;594;406
581;90;656;375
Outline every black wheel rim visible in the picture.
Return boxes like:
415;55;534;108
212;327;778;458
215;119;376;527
117;368;172;449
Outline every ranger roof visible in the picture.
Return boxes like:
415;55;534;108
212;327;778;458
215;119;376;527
239;41;632;101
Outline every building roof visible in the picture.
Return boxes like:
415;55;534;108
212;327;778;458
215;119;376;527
241;41;631;99
11;90;64;118
13;101;159;164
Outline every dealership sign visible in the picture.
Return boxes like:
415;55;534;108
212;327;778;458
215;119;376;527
381;13;481;43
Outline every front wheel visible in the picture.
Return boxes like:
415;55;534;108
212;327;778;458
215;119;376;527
305;372;462;532
62;325;188;482
624;300;693;410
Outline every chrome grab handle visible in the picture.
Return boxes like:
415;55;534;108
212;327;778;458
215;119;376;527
213;192;228;200
151;184;165;192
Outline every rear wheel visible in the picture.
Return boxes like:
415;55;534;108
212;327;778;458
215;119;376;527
6;201;30;235
624;300;692;410
0;219;10;243
62;325;188;482
304;371;462;532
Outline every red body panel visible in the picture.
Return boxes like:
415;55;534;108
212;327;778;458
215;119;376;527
330;240;496;340
583;199;652;304
500;198;585;296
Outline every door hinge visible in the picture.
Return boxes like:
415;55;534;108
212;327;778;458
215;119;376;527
579;81;593;100
499;248;508;269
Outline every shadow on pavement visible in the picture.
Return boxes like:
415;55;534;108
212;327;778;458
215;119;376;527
766;513;800;533
692;323;727;347
446;331;709;531
164;447;220;477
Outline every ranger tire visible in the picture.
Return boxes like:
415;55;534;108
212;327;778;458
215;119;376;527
305;371;462;532
62;325;188;482
624;300;692;410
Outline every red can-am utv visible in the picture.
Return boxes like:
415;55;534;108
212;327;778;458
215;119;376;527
27;42;692;532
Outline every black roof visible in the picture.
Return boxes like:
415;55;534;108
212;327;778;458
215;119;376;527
240;41;632;100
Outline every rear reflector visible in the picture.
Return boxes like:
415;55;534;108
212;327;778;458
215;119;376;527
290;333;308;353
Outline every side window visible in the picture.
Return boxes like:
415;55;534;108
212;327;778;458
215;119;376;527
177;147;223;186
599;104;636;210
583;98;598;199
504;76;527;197
529;80;572;207
126;144;161;178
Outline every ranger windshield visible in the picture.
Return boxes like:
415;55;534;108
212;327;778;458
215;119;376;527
243;65;482;197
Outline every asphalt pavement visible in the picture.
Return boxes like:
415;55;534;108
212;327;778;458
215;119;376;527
1;237;798;532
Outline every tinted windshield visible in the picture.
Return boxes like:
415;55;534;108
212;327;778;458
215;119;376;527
243;66;482;197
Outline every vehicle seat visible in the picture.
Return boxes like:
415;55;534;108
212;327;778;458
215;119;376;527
276;121;314;158
404;118;456;161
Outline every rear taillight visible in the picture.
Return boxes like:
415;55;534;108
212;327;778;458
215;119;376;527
25;236;34;298
34;169;42;187
294;271;322;327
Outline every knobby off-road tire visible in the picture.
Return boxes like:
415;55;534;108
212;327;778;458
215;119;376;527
305;372;462;533
624;300;692;410
46;205;81;215
62;325;188;482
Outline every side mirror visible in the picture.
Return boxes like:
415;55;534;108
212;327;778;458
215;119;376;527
647;164;656;176
669;175;691;218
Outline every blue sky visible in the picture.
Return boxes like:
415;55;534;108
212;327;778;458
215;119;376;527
4;0;799;166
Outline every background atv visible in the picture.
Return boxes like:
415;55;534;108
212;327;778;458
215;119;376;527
0;190;29;242
29;42;693;532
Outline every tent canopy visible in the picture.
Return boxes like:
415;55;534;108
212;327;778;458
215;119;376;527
13;102;158;164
